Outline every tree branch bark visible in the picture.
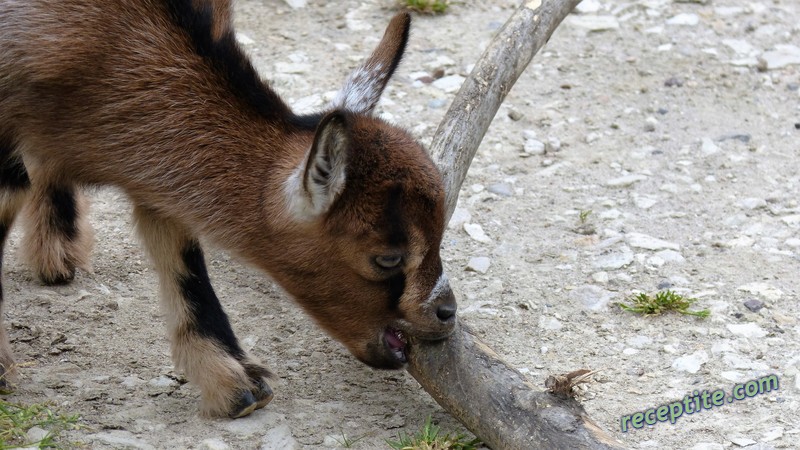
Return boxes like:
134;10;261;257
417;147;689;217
407;0;627;448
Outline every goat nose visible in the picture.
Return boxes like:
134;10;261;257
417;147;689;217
436;303;457;322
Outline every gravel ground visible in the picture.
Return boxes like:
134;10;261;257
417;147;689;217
2;0;799;449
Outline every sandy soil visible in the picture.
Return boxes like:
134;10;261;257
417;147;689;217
2;0;799;448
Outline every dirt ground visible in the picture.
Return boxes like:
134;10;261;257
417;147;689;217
2;0;799;448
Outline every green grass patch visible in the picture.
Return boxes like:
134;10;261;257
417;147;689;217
387;416;480;450
618;290;710;318
0;398;82;449
400;0;451;14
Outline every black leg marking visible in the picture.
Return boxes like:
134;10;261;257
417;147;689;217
178;240;245;360
47;186;79;242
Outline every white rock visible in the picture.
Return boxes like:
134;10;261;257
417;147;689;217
726;323;768;338
720;371;746;382
627;335;653;348
448;207;471;229
87;431;156;450
283;0;306;8
574;0;603;14
723;353;769;371
738;198;767;210
466;256;491;274
666;13;700;26
235;33;255;46
344;8;372;31
721;39;756;56
539;316;563;331
761;45;800;69
225;410;283;436
524;139;546;155
26;427;50;443
728;436;757;447
274;62;310;74
261;425;300;450
569;285;614;311
701;137;720;155
634;196;658;210
605;174;647;187
672;350;709;373
463;223;492;243
199;439;231;450
654;249;685;264
627;233;680;251
593;246;634;269
761;427;784;442
736;282;783;301
432;75;465;93
592;271;609;284
569;15;620;31
148;375;178;388
785;238;800;248
690;444;723;450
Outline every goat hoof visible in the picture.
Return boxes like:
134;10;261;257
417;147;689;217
0;365;14;395
229;390;258;419
40;269;76;286
252;378;274;409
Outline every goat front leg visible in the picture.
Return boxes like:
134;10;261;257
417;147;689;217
133;205;273;418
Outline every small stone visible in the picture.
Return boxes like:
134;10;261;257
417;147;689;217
574;0;602;14
569;15;620;31
466;257;491;274
546;137;562;152
592;271;609;284
736;283;783;301
283;0;307;8
463;223;492;243
717;133;751;143
761;427;784;442
654;249;685;264
508;109;524;121
634;196;658;210
701;137;720;155
743;299;764;312
570;285;614;311
199;439;231;450
261;425;300;450
738;198;767;210
148;375;178;388
427;99;447;109
487;183;513;197
722;39;755;56
26;427;50;443
524;138;546;155
432;75;465;93
666;13;699;26
593;246;634;270
627;233;680;251
690;444;723;450
672;350;709;373
236;33;255;46
726;323;768;338
664;76;685;87
448;208;471;229
605;174;647;188
760;45;800;70
539;316;563;331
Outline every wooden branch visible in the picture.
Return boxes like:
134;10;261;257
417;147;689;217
430;0;583;219
407;0;627;448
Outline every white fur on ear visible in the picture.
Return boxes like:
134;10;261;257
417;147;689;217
284;112;349;221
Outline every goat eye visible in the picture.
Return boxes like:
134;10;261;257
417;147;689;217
375;255;402;269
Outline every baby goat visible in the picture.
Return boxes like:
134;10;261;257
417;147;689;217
0;0;456;418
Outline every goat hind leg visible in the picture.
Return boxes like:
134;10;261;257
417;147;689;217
21;179;93;285
134;206;273;418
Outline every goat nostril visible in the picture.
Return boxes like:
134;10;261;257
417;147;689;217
436;304;457;322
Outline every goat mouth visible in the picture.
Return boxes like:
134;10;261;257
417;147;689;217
383;327;408;364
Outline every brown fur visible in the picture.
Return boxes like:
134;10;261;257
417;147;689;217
0;0;456;415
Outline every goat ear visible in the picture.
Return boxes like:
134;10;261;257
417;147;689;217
331;13;411;114
296;111;350;218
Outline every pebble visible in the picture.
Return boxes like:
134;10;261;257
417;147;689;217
569;285;614;311
524;138;546;155
726;323;768;339
605;174;647;188
666;13;699;26
701;137;720;155
26;427;50;443
568;15;620;31
487;183;513;197
432;75;465;93
722;39;756;56
761;427;784;442
261;425;300;450
654;249;685;264
627;233;680;251
672;350;709;373
690;444;724;450
593;246;634;270
736;283;783;301
592;271;609;284
448;207;471;229
760;45;800;70
539;316;563;331
466;256;491;274
634;196;658;209
464;223;492;243
198;439;231;450
743;299;764;312
224;410;283;436
574;0;602;14
87;431;156;450
283;0;307;8
738;198;767;210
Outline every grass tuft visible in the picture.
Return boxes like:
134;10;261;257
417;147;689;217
386;416;480;450
618;290;710;318
0;398;81;449
400;0;451;14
